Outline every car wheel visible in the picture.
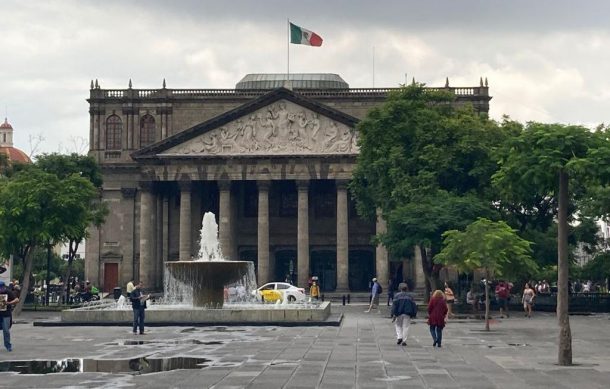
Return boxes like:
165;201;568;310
288;295;296;302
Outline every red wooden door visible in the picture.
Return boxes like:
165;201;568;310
103;263;119;293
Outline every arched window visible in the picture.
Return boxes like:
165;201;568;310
105;115;122;150
140;114;156;147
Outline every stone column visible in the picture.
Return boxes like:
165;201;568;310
162;195;169;262
297;180;310;289
155;194;164;289
336;180;349;291
178;181;192;261
138;182;155;287
120;187;136;287
218;180;234;260
375;208;389;289
257;180;270;285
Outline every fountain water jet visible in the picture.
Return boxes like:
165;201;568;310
164;212;255;308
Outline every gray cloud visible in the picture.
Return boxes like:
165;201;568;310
2;0;610;154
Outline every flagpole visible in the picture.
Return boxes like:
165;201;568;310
287;18;290;82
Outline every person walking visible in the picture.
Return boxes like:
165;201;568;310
130;282;149;335
366;278;381;313
391;282;417;346
522;283;536;318
428;290;448;348
387;278;395;306
444;282;455;319
0;280;19;352
495;280;511;318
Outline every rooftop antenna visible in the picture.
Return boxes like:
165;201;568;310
372;46;375;88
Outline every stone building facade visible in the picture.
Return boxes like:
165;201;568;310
86;74;491;293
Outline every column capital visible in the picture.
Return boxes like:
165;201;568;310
218;180;232;191
257;180;272;191
177;180;192;192
296;179;310;191
138;181;154;192
121;187;137;199
335;179;350;190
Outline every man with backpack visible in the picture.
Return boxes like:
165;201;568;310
495;280;512;318
391;282;417;346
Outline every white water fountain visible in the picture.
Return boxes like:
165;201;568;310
164;212;257;308
58;212;333;325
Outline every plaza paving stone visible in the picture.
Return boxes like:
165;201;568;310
0;305;609;388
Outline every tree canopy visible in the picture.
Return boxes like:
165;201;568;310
434;218;537;280
0;155;104;315
492;122;609;366
350;84;509;297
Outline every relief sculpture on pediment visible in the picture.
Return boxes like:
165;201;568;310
167;100;359;156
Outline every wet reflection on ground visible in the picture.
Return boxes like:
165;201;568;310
104;339;223;346
0;356;211;375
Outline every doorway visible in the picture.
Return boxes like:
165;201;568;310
103;263;119;293
348;250;375;291
310;250;337;292
274;249;297;285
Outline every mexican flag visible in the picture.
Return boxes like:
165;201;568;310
290;22;323;47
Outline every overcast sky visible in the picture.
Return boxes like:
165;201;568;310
2;0;610;155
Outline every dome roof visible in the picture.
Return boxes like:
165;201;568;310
236;73;349;90
0;146;31;164
0;118;12;129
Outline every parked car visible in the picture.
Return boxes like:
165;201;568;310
253;282;306;303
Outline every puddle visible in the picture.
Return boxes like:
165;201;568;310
507;343;530;347
104;339;223;346
0;356;211;375
179;327;247;333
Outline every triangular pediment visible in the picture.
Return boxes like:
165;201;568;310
132;88;360;159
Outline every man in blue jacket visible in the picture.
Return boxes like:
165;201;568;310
391;282;417;346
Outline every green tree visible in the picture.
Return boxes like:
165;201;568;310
350;84;508;300
435;218;537;330
493;122;606;365
34;153;106;302
0;168;99;315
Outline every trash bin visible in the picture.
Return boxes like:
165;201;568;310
113;287;122;300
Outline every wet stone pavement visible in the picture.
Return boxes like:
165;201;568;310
1;305;610;388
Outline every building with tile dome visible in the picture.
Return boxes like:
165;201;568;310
0;118;31;167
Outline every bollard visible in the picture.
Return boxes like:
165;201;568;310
347;294;351;304
342;295;346;305
321;294;325;302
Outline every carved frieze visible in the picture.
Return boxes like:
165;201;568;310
160;100;359;156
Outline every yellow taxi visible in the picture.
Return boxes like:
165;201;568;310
254;282;306;303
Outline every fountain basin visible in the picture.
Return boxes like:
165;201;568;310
50;302;335;326
165;260;251;308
